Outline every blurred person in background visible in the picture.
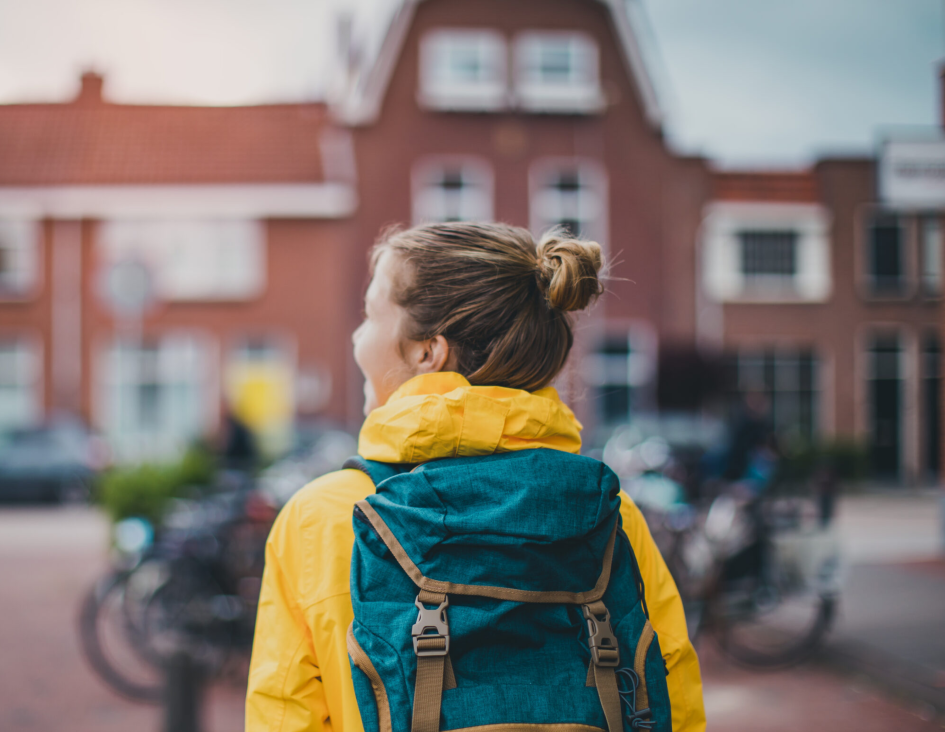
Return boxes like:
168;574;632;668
723;391;779;495
221;409;260;474
245;223;706;732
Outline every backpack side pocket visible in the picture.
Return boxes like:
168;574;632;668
348;622;393;732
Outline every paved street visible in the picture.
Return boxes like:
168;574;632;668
1;496;943;731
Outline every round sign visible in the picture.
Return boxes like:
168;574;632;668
103;258;155;319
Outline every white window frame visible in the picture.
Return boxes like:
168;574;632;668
418;29;508;112
513;31;605;113
96;332;216;463
702;202;832;303
529;158;608;246
98;219;266;302
0;220;40;300
411;157;494;224
0;334;42;431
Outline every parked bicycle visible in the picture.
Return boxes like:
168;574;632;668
604;424;841;669
79;428;356;702
78;471;277;702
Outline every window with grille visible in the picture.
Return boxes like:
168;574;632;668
732;348;818;442
412;158;493;224
867;214;905;295
583;328;657;425
740;230;797;278
530;161;606;243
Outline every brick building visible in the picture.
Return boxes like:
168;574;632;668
0;0;940;480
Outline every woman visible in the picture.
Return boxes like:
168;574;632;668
246;222;705;732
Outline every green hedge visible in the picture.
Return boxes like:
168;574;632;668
96;445;216;524
776;438;869;486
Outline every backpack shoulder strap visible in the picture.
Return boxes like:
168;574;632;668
342;456;412;487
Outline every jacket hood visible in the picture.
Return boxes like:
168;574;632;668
358;372;582;464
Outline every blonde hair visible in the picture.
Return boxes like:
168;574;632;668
371;222;604;392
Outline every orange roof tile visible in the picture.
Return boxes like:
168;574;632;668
0;82;329;185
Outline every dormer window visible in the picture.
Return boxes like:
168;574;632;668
514;32;604;113
412;157;494;223
419;29;507;111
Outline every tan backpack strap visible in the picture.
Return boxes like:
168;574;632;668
582;600;623;732
633;620;656;712
411;592;450;732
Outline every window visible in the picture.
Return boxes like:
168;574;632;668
412;158;493;223
583;327;657;425
0;220;39;298
866;214;905;296
530;160;607;243
740;231;797;278
99;220;265;301
0;338;40;431
921;215;942;297
419;29;507;111
514;32;604;113
732;348;818;442
102;335;212;461
866;334;902;477
702;203;831;303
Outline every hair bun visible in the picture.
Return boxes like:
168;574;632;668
535;231;604;312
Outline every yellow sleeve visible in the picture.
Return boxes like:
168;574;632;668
246;497;330;732
619;492;706;732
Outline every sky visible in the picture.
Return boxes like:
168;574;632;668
0;0;941;166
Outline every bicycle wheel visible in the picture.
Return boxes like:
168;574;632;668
710;539;837;669
138;562;233;675
77;572;164;703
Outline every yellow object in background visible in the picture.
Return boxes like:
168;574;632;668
227;361;294;457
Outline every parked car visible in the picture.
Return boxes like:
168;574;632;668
0;418;109;503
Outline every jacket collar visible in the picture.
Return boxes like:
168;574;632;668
357;372;582;464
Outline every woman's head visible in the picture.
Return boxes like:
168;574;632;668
352;222;604;414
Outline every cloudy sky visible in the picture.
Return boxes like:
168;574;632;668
0;0;940;165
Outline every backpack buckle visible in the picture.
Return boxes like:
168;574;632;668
583;603;620;667
412;594;450;657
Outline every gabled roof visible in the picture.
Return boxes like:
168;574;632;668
0;75;335;186
335;0;663;128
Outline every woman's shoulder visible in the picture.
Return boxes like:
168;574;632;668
266;468;376;606
276;467;376;541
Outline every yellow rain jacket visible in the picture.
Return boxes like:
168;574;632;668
246;373;706;732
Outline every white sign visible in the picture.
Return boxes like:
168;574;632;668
879;138;945;208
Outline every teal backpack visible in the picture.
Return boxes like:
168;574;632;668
344;448;673;732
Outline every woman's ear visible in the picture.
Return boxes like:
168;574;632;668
415;335;452;374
